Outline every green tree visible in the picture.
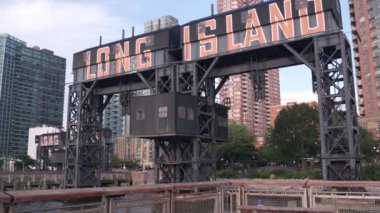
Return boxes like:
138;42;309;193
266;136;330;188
257;128;281;164
15;155;36;171
216;121;256;169
112;156;140;170
112;156;123;168
359;126;378;162
124;160;139;170
266;103;320;171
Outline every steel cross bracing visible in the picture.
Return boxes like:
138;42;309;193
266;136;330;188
251;56;267;101
64;31;360;186
283;32;360;180
153;59;220;183
64;83;109;188
315;33;360;180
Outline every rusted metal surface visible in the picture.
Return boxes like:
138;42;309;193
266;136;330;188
238;206;334;213
231;179;309;187
2;180;380;212
0;193;11;203
173;180;229;190
0;170;139;191
8;188;106;203
104;184;173;196
307;180;380;188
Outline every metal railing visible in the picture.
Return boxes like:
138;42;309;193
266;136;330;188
1;180;380;212
0;171;147;191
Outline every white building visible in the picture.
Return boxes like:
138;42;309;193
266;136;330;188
144;15;178;33
28;125;62;160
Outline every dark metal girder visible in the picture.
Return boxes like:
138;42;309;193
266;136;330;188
94;81;153;95
282;43;316;73
66;27;359;187
80;80;98;108
101;94;113;112
137;72;155;94
214;76;229;98
314;32;360;181
208;54;313;78
196;57;219;90
65;84;104;188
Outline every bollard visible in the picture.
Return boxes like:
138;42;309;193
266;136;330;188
26;181;31;191
102;196;111;213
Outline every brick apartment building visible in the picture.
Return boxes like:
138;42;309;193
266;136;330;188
217;0;281;146
350;0;380;138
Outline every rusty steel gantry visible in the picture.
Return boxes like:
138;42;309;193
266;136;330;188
65;0;360;188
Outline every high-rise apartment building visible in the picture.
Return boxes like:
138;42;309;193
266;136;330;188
114;136;154;169
103;94;126;136
217;0;281;145
0;34;66;157
217;0;258;12
350;0;380;137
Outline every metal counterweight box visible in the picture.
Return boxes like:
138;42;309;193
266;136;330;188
130;93;199;138
50;149;65;164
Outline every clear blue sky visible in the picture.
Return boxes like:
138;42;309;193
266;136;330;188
0;0;352;124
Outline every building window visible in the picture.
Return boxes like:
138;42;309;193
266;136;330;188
158;106;168;118
178;106;186;119
137;109;145;121
187;108;194;120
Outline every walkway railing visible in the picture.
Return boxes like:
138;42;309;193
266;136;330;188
1;180;380;212
0;171;155;191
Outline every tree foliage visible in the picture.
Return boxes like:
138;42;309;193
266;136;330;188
359;126;379;162
112;156;139;169
15;155;36;171
216;121;256;168
263;104;320;169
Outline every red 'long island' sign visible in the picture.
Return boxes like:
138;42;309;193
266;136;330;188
73;0;341;83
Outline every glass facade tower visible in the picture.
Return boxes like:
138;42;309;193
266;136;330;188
0;34;66;157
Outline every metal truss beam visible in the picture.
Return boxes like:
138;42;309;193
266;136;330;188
137;72;155;94
66;31;360;186
65;84;104;188
314;33;360;180
283;43;316;74
156;66;176;93
81;80;98;108
215;76;229;99
281;33;360;181
155;137;216;183
196;57;219;90
154;61;219;184
101;94;113;112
